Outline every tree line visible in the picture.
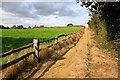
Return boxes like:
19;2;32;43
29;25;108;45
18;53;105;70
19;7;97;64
78;1;120;53
80;2;120;40
0;23;83;29
0;25;32;29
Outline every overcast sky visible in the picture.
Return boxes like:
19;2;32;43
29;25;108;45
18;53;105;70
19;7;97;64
0;1;90;27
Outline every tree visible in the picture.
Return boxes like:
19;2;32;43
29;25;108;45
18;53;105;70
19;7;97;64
79;2;120;40
79;1;120;52
0;25;10;29
39;25;44;28
28;26;31;29
67;23;73;27
17;25;24;29
11;25;17;29
6;26;10;29
0;25;5;29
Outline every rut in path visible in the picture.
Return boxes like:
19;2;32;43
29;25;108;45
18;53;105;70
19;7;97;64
40;28;118;78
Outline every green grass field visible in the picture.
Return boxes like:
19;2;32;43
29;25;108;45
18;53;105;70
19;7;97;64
2;27;83;53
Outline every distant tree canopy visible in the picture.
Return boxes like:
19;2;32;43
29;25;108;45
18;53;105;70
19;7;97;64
0;25;5;29
28;26;31;28
1;25;32;29
11;25;17;29
67;23;74;27
0;25;10;29
17;25;24;29
11;25;25;29
40;25;44;27
33;25;45;28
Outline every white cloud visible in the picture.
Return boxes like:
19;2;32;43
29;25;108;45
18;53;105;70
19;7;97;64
1;0;76;2
1;2;90;27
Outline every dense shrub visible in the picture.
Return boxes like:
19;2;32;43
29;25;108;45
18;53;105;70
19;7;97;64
80;2;120;54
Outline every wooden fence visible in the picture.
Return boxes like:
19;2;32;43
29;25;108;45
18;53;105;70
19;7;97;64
0;29;85;79
0;30;84;72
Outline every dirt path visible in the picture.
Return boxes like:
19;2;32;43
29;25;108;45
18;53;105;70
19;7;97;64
41;28;118;78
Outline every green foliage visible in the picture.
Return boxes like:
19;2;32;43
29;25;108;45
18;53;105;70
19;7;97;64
2;27;83;53
0;25;10;29
28;26;31;29
67;23;74;27
17;25;24;29
80;2;120;54
33;25;45;28
11;25;25;29
99;3;120;41
81;2;120;39
11;25;17;29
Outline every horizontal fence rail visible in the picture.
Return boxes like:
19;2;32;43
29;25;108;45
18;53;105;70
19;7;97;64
0;52;34;70
0;30;84;71
0;43;33;58
39;34;68;43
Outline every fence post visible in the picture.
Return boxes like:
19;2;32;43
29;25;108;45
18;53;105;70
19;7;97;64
64;34;66;40
33;39;40;63
55;36;58;43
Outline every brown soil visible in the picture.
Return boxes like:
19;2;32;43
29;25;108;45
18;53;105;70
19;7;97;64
41;28;118;78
